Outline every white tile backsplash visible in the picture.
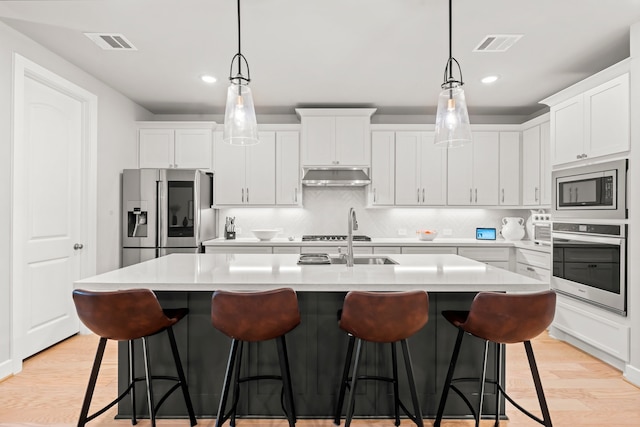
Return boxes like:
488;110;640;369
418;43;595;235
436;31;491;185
218;187;536;239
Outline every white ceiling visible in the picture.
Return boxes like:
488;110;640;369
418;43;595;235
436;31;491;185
2;0;640;118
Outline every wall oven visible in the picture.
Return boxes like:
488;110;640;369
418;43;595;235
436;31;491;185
551;221;626;315
552;159;627;219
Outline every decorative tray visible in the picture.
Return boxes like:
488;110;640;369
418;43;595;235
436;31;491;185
297;253;331;265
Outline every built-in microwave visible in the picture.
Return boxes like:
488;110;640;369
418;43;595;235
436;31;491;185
552;159;627;219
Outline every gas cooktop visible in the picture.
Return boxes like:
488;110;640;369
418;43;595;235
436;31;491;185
301;235;372;242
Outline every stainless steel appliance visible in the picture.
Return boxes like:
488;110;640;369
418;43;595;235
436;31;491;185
301;167;371;186
551;221;626;315
532;213;552;245
122;169;217;267
301;235;372;241
552;159;627;219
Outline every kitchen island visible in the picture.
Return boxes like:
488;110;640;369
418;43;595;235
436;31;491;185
75;253;547;421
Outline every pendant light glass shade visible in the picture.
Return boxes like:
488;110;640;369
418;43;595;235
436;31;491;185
223;82;259;146
434;82;472;148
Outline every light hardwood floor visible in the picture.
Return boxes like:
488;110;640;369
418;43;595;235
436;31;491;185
0;332;639;426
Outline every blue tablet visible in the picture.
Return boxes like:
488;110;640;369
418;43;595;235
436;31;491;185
476;228;496;240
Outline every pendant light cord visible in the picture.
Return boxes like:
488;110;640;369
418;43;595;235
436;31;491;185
236;0;242;78
448;0;453;81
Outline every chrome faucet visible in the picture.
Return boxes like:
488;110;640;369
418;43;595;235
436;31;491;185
347;207;358;267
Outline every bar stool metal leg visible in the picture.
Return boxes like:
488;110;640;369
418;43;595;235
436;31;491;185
277;336;296;427
434;328;464;427
77;338;108;427
524;341;553;427
494;342;502;427
216;339;239;427
391;342;401;427
477;340;490;427
128;340;137;426
344;338;363;427
167;326;197;426
230;341;244;427
334;335;355;425
400;339;424;427
141;337;156;427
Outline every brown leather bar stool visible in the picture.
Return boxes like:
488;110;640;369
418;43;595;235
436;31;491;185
434;290;556;427
72;288;197;427
334;290;429;427
211;288;300;427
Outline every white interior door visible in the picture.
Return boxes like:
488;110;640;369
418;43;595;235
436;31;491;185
19;75;82;358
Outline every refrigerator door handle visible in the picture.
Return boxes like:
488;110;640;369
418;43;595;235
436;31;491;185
194;171;202;243
157;172;168;249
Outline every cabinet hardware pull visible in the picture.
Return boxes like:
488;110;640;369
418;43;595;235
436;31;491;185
73;243;83;250
373;188;377;203
535;187;539;202
501;188;504;203
422;188;425;203
475;188;478;203
242;188;244;203
469;188;472;203
417;189;420;203
246;188;249;203
294;188;298;203
576;154;581;159
526;266;535;272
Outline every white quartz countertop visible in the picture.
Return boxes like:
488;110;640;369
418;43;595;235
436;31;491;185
202;237;550;253
75;253;547;293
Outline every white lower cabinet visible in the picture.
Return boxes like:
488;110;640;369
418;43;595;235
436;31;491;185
373;247;401;254
515;248;551;283
401;247;457;254
273;246;301;254
205;246;273;254
458;247;510;269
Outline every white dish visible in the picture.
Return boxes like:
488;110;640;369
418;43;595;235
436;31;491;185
251;229;280;241
417;230;438;241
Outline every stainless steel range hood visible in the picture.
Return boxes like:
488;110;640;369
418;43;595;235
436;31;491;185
301;167;371;186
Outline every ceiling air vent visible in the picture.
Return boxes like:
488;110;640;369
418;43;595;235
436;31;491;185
473;34;522;52
84;33;137;50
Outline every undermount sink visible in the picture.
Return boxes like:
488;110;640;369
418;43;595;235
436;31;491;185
329;256;398;265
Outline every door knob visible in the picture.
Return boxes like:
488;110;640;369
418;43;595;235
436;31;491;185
74;243;84;250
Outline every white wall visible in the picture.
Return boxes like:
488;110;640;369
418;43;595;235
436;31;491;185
0;21;152;378
626;21;640;387
219;187;535;240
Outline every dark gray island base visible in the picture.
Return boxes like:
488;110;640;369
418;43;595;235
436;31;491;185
117;291;505;421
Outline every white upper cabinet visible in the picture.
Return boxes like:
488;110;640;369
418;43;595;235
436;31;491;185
395;132;447;206
544;66;629;166
447;132;499;206
297;108;376;166
521;118;551;206
370;131;395;206
276;131;301;206
498;132;520;206
214;131;276;206
137;122;215;169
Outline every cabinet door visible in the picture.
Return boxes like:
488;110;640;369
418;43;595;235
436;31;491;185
174;128;213;169
139;128;174;168
539;121;551;205
335;116;369;166
585;74;630;159
420;132;447;205
276;131;301;206
213;132;245;205
472;132;500;205
245;132;276;205
447;143;473;205
371;131;395;206
395;132;420;205
301;116;334;166
522;126;541;206
551;95;583;165
498;132;520;206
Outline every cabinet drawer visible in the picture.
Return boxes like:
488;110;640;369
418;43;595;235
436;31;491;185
273;246;301;254
302;246;373;254
373;246;402;254
516;262;550;283
516;249;551;269
401;247;457;254
205;246;273;254
458;247;509;262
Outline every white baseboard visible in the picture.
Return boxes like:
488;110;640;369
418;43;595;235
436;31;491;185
0;358;13;381
624;364;640;388
549;326;627;371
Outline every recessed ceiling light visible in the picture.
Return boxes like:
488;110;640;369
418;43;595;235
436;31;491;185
200;75;217;84
481;75;499;84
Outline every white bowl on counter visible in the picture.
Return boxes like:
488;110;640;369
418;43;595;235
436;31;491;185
251;229;280;241
417;230;438;241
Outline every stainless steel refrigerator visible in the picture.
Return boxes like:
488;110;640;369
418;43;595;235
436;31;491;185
122;169;217;267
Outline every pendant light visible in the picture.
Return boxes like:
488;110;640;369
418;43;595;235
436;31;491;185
223;0;259;146
434;0;472;148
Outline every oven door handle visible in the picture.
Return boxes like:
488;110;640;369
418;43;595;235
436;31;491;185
552;232;624;246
